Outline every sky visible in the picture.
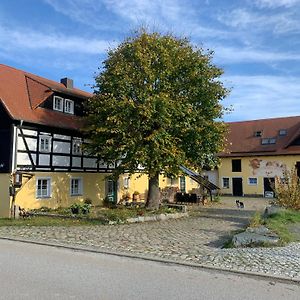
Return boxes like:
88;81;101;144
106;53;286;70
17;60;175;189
0;0;299;122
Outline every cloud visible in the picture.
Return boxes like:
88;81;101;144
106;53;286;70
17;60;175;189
0;25;115;54
211;44;300;64
252;0;300;8
223;75;300;121
218;8;300;35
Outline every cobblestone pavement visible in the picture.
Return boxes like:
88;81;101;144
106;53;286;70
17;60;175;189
0;198;299;281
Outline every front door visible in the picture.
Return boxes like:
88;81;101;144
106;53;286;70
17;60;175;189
232;178;243;196
106;179;117;203
264;177;275;197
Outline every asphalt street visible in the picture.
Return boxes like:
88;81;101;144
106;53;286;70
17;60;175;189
0;239;299;300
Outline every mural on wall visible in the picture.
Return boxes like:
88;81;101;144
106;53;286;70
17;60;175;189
249;159;287;177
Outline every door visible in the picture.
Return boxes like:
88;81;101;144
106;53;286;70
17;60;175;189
232;178;243;196
179;176;186;193
106;179;117;203
264;177;275;197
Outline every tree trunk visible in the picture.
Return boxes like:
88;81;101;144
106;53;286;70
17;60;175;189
146;171;160;209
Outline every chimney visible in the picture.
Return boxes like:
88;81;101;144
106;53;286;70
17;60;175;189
60;77;73;89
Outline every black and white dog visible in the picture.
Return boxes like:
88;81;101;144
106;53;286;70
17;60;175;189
236;200;244;209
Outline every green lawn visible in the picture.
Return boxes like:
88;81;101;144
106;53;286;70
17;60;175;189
0;206;180;227
265;210;300;244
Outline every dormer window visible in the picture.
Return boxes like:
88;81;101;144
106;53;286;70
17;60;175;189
279;129;287;136
64;99;74;114
53;96;63;112
254;131;262;137
262;138;276;145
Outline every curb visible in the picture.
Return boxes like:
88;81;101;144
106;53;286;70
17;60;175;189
0;236;299;284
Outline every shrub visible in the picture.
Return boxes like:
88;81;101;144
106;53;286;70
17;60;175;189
84;198;93;205
70;203;91;215
273;169;300;210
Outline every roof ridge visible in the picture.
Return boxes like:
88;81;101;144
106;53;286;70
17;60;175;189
226;115;300;124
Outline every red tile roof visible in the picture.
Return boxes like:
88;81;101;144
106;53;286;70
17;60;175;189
0;64;92;130
221;116;300;157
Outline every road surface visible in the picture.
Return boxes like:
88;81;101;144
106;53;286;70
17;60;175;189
0;239;299;299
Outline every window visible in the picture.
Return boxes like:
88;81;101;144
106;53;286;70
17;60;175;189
248;177;258;185
169;177;178;186
64;99;74;114
254;131;262;137
39;135;51;152
70;178;83;196
262;138;276;145
36;178;51;198
123;177;130;189
222;177;230;189
72;139;82;154
232;159;241;172
53;96;63;111
279;129;287;136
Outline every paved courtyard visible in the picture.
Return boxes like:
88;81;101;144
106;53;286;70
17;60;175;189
0;197;299;281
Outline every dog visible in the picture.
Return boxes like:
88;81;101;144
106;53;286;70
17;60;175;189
236;200;244;209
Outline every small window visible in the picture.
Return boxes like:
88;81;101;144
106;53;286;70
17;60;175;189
70;178;83;196
254;131;262;137
39;135;51;152
279;129;287;136
169;177;178;186
123;177;130;189
36;178;51;198
232;159;241;172
53;96;63;112
261;138;276;145
64;99;74;114
72;139;82;155
222;177;230;188
248;177;258;185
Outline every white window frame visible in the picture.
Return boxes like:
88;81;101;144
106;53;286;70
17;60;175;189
222;177;230;189
39;135;51;152
72;139;82;155
70;178;83;196
36;177;51;198
248;177;258;185
53;96;63;112
123;177;130;189
64;99;74;114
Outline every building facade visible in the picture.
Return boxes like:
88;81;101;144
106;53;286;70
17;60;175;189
0;64;200;217
218;117;300;197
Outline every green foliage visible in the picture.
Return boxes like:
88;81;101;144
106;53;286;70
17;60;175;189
249;211;264;227
273;169;300;210
70;203;91;215
85;30;228;180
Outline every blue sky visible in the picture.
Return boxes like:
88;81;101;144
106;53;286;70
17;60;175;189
0;0;299;121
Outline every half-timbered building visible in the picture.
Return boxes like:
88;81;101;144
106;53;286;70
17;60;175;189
0;64;206;217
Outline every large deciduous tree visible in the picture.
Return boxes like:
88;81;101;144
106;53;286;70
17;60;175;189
85;30;229;209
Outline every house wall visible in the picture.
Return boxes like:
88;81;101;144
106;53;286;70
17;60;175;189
0;174;10;217
218;155;300;197
15;172;107;209
14;172;201;210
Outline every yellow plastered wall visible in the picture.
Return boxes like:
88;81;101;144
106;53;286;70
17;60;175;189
15;172;108;209
219;155;300;196
118;173;200;201
0;174;10;217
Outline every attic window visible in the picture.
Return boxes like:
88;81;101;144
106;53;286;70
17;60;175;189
53;96;63;112
254;131;262;137
64;99;74;114
279;129;287;136
261;138;276;145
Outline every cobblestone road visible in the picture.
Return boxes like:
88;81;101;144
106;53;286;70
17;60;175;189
0;198;299;281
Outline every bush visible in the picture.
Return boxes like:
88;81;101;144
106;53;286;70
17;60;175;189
273;169;300;210
70;203;91;215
